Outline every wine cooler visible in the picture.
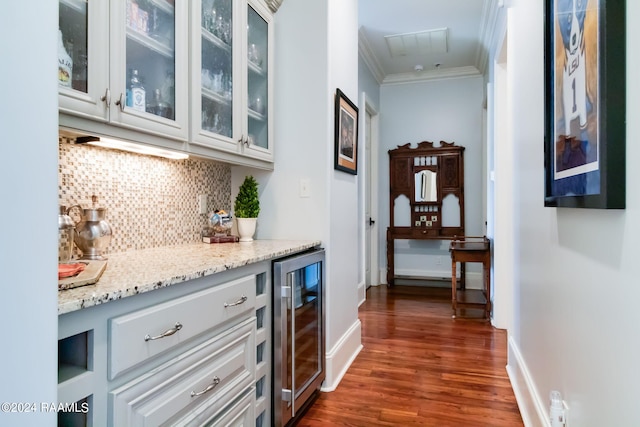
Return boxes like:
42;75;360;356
273;248;325;427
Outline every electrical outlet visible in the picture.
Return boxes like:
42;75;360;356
436;256;442;266
198;194;208;214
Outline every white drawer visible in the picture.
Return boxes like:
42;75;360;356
110;318;256;427
109;274;256;379
208;388;255;427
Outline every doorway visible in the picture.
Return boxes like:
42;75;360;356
359;92;379;306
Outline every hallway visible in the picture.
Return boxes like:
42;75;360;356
298;285;523;426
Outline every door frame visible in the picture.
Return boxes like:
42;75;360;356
358;92;380;306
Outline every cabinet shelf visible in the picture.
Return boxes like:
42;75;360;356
248;60;265;76
60;0;86;13
248;108;266;122
58;363;89;384
127;27;174;59
202;87;231;105
149;0;174;15
58;330;91;384
202;28;232;53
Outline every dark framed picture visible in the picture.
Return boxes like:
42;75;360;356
544;0;625;208
334;88;359;175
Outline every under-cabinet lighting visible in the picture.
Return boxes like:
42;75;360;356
75;136;189;160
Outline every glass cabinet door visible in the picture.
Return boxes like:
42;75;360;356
59;0;110;120
246;4;269;153
59;0;88;93
200;0;234;139
123;0;177;120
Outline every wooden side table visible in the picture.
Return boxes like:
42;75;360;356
449;236;491;319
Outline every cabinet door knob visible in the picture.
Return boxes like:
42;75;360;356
100;88;111;107
114;93;125;112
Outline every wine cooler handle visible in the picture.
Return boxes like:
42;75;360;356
100;88;111;107
144;322;183;341
114;93;125;112
190;376;220;397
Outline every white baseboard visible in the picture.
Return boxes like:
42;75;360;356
321;319;363;392
507;335;549;427
357;281;366;307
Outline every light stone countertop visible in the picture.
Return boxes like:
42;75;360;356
58;240;321;315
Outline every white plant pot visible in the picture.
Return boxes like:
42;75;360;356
236;218;257;242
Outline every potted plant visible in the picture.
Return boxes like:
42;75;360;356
234;175;260;242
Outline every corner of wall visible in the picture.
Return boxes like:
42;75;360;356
506;335;548;427
321;318;363;392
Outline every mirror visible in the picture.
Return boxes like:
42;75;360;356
414;170;437;202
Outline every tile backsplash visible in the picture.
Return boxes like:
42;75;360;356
59;137;231;256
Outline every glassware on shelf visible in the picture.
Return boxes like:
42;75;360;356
248;43;261;66
160;71;175;118
147;88;172;119
212;71;223;93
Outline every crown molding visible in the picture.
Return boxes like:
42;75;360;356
265;0;283;13
358;27;385;85
382;65;481;86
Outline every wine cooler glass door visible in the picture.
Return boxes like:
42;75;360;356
274;249;325;427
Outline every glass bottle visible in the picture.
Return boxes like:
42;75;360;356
58;29;73;88
160;71;175;119
147;88;170;118
126;69;146;112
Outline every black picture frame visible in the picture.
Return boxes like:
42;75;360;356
334;88;359;175
543;0;626;208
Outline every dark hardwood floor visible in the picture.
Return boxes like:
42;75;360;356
297;285;523;426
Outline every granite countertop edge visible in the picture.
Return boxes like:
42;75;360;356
58;240;321;315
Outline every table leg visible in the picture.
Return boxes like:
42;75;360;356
451;257;457;318
484;260;491;319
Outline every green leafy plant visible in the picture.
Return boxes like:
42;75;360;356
234;175;260;218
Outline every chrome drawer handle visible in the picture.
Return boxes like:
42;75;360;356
224;295;247;307
191;376;220;397
144;322;183;341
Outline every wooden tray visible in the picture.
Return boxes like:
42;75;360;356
58;260;107;291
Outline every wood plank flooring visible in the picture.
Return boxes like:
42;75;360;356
297;285;523;426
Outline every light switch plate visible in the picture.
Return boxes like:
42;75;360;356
299;179;310;198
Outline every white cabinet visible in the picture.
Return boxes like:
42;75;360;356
109;274;256;379
189;0;274;164
58;0;189;142
111;319;255;426
57;263;270;427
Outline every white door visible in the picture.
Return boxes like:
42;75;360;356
362;97;379;289
365;110;373;288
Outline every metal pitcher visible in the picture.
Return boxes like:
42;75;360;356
67;203;113;260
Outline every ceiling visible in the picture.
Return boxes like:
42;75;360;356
358;0;492;83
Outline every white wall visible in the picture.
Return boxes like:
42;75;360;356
379;77;485;281
0;2;58;425
503;2;640;425
358;55;380;110
253;0;362;391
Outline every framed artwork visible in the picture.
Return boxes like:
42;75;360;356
334;88;359;175
543;0;626;208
